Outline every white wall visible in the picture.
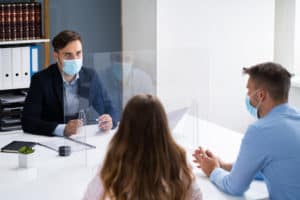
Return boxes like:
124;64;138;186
294;0;300;76
290;87;300;108
122;0;300;133
273;0;300;110
274;0;295;73
157;0;274;132
122;0;157;87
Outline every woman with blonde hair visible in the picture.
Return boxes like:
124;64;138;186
83;94;202;200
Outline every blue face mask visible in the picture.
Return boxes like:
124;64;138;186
63;59;82;76
112;62;122;81
245;90;261;119
112;62;133;81
245;96;258;118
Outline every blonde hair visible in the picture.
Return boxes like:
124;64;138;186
100;94;193;200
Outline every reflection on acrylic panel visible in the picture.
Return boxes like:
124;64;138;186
62;51;156;129
93;51;155;117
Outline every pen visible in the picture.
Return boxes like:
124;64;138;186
95;119;109;124
64;137;96;149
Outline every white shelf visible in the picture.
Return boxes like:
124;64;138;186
0;39;50;46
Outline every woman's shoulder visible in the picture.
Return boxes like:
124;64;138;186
83;168;104;200
186;178;203;200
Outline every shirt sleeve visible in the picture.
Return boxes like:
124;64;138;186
209;125;268;195
230;163;264;181
53;124;66;136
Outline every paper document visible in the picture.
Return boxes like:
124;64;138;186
40;137;95;153
0;94;25;104
167;107;189;130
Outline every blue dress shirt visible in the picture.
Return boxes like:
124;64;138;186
210;103;300;200
53;74;79;136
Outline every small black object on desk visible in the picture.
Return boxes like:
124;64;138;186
58;145;71;157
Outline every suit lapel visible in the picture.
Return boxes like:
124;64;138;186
78;68;90;110
52;64;63;110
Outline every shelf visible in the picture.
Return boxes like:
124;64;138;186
0;39;50;46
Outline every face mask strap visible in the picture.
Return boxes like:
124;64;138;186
249;89;262;107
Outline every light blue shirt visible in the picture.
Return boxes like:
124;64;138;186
53;74;80;136
210;103;300;200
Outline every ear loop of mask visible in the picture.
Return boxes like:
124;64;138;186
246;89;262;118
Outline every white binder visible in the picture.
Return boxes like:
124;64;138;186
30;46;39;76
20;46;31;88
11;47;23;89
1;48;13;90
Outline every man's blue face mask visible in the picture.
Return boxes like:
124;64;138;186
112;62;133;81
245;90;261;119
63;59;82;76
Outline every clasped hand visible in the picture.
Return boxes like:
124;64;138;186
192;146;221;177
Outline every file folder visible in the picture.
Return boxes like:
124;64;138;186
11;47;23;89
0;45;38;90
30;46;39;77
21;46;31;88
0;48;13;90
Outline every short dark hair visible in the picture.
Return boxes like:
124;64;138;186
52;30;82;52
243;62;292;101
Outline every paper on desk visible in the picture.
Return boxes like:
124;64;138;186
167;107;189;130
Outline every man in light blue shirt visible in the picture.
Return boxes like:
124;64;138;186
53;73;80;136
193;62;300;199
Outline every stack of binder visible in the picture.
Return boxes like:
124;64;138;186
0;45;38;90
0;90;26;131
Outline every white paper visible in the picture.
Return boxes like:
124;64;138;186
167;107;189;130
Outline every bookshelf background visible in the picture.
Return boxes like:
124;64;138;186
0;0;50;68
0;2;42;41
0;0;49;131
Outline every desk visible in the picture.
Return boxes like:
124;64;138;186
0;115;269;200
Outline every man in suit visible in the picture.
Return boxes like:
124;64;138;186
22;30;118;136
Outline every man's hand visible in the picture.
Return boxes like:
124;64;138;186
204;148;232;171
64;119;83;136
98;114;113;131
193;146;220;177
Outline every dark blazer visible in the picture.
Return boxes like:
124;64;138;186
21;63;119;136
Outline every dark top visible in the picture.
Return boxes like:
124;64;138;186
21;63;118;136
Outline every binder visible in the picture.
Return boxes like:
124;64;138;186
1;48;13;90
20;46;30;88
11;47;23;89
30;45;39;77
1;140;36;153
0;46;38;90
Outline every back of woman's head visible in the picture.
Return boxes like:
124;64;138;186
100;94;193;200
